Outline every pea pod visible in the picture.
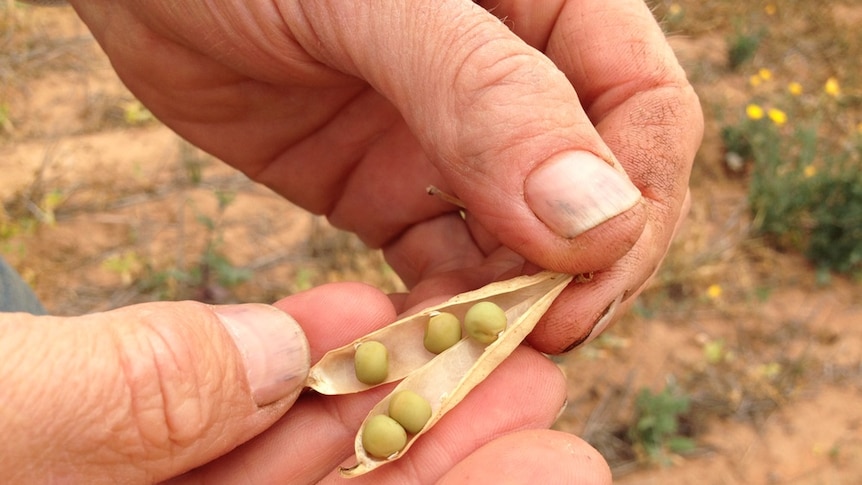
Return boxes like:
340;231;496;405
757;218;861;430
306;271;572;396
308;271;573;478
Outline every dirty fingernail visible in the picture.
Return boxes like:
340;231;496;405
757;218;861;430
586;293;623;342
526;151;642;238
215;304;310;406
561;293;624;353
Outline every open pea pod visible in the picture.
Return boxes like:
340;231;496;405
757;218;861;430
333;271;573;477
306;271;572;395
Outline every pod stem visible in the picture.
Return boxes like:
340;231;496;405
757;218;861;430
426;185;466;209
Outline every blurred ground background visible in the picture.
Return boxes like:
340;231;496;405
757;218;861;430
1;2;861;484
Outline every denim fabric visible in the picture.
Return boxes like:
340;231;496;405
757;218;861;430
0;257;47;315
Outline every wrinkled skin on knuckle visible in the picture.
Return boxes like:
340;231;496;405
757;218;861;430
427;9;559;150
110;306;230;461
449;46;572;170
641;85;700;225
599;82;701;209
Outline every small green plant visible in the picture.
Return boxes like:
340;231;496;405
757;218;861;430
628;383;695;466
727;23;762;70
35;188;65;226
179;141;207;185
102;250;144;286
186;190;252;294
139;190;251;301
722;71;862;277
121;99;155;126
802;172;862;276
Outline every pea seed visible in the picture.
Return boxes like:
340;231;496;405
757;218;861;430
388;390;432;434
423;312;462;354
463;301;507;344
354;341;388;385
362;414;407;459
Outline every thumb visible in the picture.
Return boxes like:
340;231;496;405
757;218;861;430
295;0;645;271
439;429;612;485
0;301;309;483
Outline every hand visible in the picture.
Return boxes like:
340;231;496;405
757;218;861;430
66;0;701;354
1;284;611;483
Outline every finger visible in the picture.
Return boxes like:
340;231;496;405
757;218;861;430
479;0;702;221
70;0;644;276
548;0;703;279
322;347;567;484
68;1;457;239
530;187;695;354
389;0;701;352
389;183;693;354
271;281;399;362
438;429;612;485
171;346;566;484
383;212;523;290
0;301;310;483
280;0;647;273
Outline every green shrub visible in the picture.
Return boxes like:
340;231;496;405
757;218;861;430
727;24;762;70
722;72;862;277
629;384;695;465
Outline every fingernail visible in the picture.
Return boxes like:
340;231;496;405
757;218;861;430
585;293;622;342
555;398;569;422
215;304;310;406
561;293;623;353
525;151;642;238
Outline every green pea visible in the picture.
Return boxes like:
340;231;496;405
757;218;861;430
388;390;432;434
354;341;389;385
463;301;507;344
423;312;462;354
362;414;407;459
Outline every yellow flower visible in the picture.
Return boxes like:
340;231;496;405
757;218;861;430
764;4;777;15
669;3;682;16
746;104;765;120
749;75;762;87
788;82;803;96
824;77;841;97
803;165;817;178
758;68;772;81
767;108;787;126
706;284;723;300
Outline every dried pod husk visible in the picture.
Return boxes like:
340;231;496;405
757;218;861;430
306;271;571;395
338;271;573;477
